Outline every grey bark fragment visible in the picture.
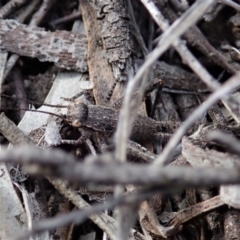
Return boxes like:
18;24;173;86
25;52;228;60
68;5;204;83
154;61;207;91
0;19;88;72
91;0;134;81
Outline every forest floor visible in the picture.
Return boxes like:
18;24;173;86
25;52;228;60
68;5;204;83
1;0;240;240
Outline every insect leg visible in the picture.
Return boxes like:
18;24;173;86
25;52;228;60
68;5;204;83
60;128;92;145
105;82;117;102
61;92;85;102
62;90;95;105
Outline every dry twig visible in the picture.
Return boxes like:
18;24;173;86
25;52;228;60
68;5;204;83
0;0;28;19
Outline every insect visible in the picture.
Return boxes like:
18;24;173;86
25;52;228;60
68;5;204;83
63;99;180;145
2;78;180;147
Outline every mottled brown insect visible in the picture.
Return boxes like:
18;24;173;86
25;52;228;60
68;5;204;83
60;78;179;145
65;101;180;145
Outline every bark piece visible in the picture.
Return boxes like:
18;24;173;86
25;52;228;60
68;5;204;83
80;0;118;105
90;0;134;82
0;19;88;72
224;209;240;240
174;94;198;120
154;61;207;91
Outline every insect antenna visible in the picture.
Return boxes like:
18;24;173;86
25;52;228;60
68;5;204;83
1;107;67;122
0;93;69;108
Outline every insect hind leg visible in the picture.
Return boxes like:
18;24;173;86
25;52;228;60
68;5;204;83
53;128;93;146
105;82;117;102
62;90;95;104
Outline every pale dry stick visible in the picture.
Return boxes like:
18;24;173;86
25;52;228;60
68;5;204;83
115;0;215;163
0;51;8;111
3;0;54;80
15;0;40;23
141;0;240;124
115;0;158;228
4;147;240;186
114;72;148;240
3;53;21;80
153;72;240;166
86;139;97;156
13;183;50;240
12;67;28;119
25;159;240;186
20;187;34;240
29;0;55;26
0;0;28;18
50;11;82;27
172;0;240;12
0;112;33;145
3;0;41;80
218;0;240;11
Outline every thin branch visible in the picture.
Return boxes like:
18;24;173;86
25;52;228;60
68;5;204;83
15;0;40;23
1;146;240;186
0;112;33;145
12;67;28;119
219;0;240;12
50;11;82;27
30;0;56;26
0;0;28;19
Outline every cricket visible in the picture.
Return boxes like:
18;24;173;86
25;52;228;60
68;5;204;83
65;100;180;144
1;78;180;147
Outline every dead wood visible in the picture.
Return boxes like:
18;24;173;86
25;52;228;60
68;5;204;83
2;1;240;240
0;19;88;72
